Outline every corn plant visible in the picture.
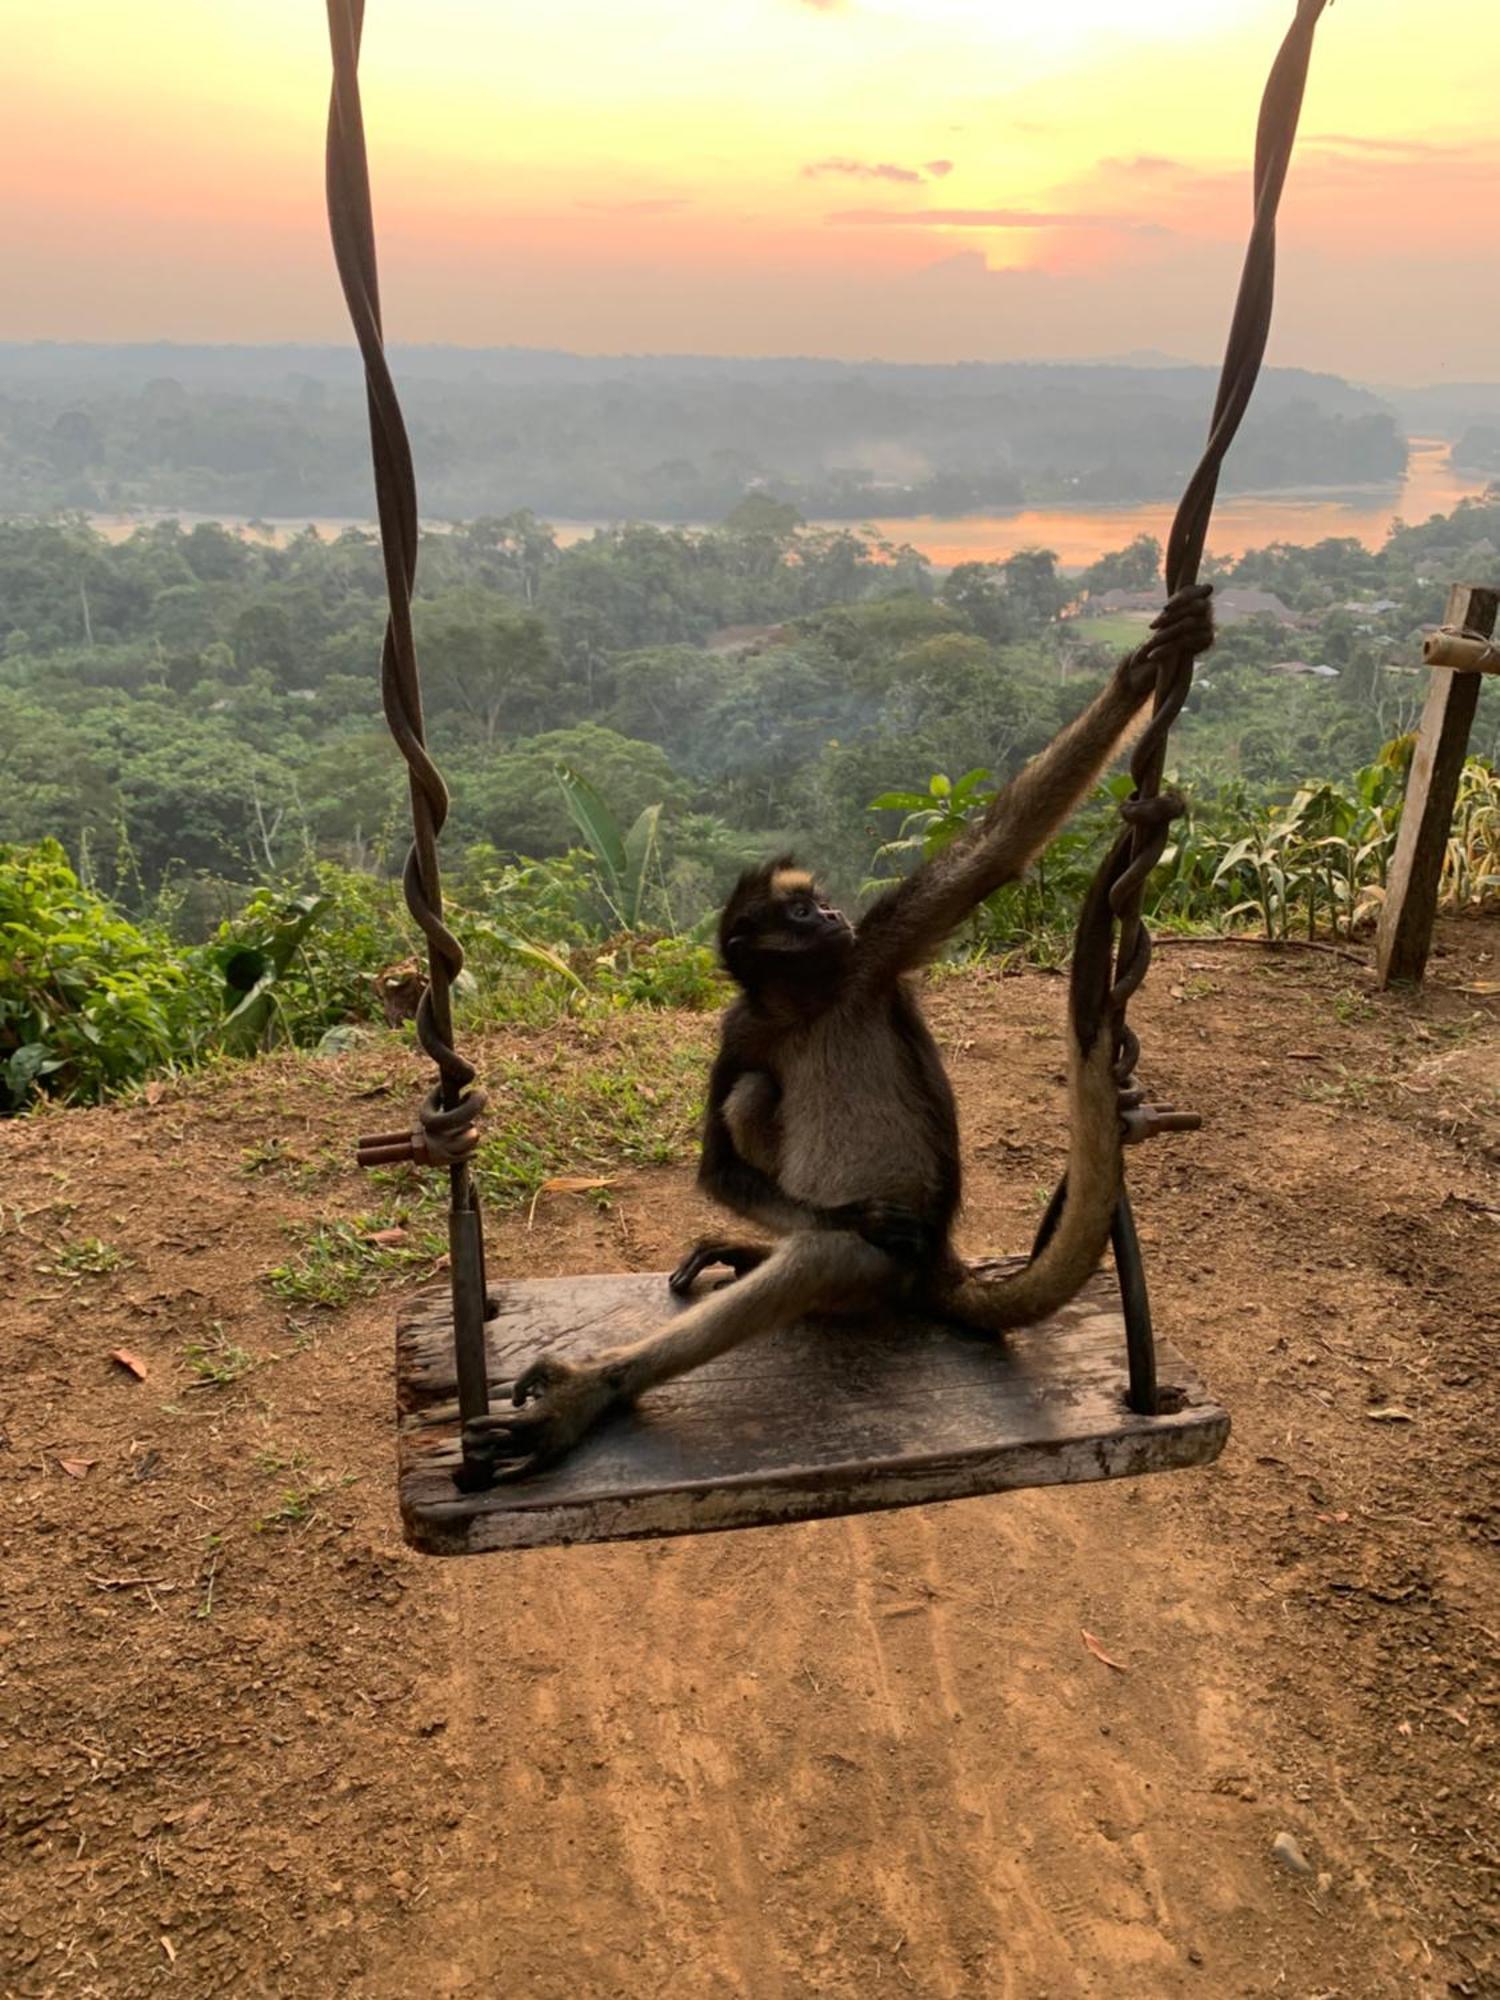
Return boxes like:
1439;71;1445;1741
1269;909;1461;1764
1445;759;1500;906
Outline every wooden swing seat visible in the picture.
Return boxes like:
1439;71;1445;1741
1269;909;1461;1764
395;1265;1229;1554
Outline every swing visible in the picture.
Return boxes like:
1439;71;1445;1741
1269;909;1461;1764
322;0;1329;1555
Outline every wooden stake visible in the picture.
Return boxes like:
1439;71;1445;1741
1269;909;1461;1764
1376;583;1497;988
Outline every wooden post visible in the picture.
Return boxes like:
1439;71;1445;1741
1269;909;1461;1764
1375;583;1497;988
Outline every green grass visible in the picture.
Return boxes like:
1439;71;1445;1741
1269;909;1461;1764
45;1237;130;1279
250;1448;356;1532
1077;613;1154;650
262;1023;708;1308
263;1212;446;1309
180;1325;257;1388
468;1021;709;1209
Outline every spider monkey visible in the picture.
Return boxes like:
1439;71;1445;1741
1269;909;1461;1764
467;584;1214;1478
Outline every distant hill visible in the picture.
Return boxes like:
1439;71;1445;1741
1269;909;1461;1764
1375;380;1500;442
0;343;1407;523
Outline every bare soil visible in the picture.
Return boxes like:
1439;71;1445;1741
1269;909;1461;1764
3;918;1498;2000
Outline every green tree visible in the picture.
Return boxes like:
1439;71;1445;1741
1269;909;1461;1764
1077;534;1162;597
415;588;564;741
942;562;1016;644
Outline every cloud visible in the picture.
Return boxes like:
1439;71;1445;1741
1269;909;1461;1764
924;160;955;179
574;197;690;215
1097;155;1184;177
1305;133;1446;159
803;158;923;185
828;206;1155;231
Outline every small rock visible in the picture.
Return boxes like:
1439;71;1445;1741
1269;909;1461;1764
1316;1871;1333;1896
1188;1948;1205;1967
1272;1831;1313;1876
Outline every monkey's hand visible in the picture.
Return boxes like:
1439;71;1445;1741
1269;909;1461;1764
1119;581;1215;699
829;1199;937;1268
668;1239;771;1297
463;1354;621;1480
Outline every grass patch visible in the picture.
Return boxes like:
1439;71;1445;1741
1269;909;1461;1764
264;1212;445;1309
469;1020;709;1209
181;1325;257;1389
251;1448;355;1532
45;1237;130;1279
1076;613;1153;649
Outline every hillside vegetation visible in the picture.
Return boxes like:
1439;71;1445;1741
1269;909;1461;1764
2;494;1498;1113
0;344;1405;521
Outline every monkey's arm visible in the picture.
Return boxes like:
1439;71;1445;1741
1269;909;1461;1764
853;584;1213;985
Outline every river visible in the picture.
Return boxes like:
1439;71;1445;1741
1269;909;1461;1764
794;438;1488;568
84;439;1488;569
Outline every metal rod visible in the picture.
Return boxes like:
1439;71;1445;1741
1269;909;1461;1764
1110;1191;1158;1417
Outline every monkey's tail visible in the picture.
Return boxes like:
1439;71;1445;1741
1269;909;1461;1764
937;842;1125;1333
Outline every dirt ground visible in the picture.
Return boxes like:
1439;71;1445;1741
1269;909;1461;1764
2;917;1498;2000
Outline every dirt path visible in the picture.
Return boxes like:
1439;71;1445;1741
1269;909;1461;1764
3;920;1497;1999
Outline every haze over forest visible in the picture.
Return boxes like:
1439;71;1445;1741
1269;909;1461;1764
10;341;1500;529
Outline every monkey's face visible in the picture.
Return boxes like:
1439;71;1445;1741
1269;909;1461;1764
720;858;853;998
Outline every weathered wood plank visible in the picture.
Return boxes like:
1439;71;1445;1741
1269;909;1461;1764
1377;582;1496;989
394;1270;1230;1555
1422;630;1500;674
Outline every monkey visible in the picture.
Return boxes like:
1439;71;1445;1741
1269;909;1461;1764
466;583;1214;1478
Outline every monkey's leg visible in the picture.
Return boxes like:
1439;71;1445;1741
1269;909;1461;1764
668;1239;771;1298
466;1232;892;1478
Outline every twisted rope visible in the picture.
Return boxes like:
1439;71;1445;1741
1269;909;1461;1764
324;0;485;1164
1106;0;1330;1093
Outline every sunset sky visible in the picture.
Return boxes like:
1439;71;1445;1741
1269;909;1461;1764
6;0;1497;382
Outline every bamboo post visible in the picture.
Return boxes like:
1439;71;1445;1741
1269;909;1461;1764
1375;583;1497;988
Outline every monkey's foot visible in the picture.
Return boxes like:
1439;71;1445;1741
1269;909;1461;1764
462;1355;620;1480
667;1239;770;1298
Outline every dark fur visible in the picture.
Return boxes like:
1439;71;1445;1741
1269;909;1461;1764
465;587;1215;1477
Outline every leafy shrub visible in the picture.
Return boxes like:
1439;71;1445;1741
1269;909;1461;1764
211;865;411;1047
0;838;209;1110
867;745;1497;956
591;934;724;1010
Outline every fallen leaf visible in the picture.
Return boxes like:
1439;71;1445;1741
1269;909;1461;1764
143;1080;165;1106
1366;1405;1415;1423
539;1176;619;1195
109;1349;149;1381
160;1936;176;1965
57;1457;97;1479
362;1227;408;1247
1081;1628;1128;1673
1457;981;1500;996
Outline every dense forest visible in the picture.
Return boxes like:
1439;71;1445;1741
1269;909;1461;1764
3;488;1499;897
4;488;1499;1111
0;345;1406;522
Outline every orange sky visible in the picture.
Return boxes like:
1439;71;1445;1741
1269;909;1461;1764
5;0;1497;381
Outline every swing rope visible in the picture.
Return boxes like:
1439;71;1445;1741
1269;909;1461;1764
325;0;493;1479
1104;0;1331;1104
